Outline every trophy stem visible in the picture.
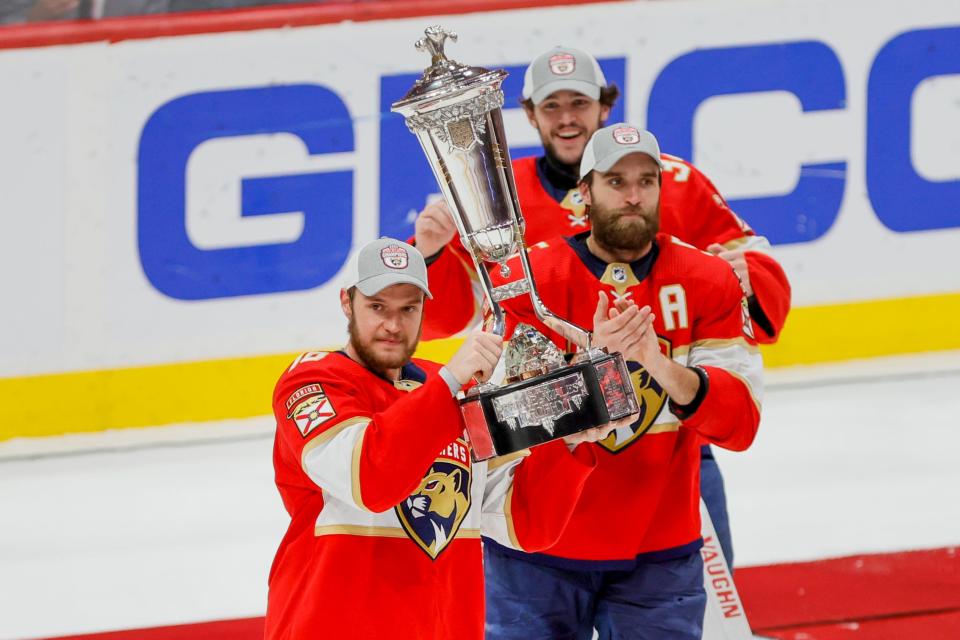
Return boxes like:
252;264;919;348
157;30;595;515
475;259;506;337
516;243;593;350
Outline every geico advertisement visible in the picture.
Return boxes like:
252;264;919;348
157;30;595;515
1;0;958;378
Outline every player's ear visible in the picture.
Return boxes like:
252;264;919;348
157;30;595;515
599;103;611;124
522;101;537;128
340;288;353;319
578;180;592;206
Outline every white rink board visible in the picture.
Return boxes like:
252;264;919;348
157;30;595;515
1;0;959;378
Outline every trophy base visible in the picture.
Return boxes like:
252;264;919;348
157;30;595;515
460;352;638;462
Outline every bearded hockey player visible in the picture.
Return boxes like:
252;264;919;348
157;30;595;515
481;126;764;640
413;44;788;573
264;238;634;640
415;45;789;346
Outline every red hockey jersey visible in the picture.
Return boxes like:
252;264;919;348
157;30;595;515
422;154;790;343
484;233;763;567
265;351;597;639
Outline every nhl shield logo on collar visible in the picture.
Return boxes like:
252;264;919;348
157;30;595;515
549;53;576;75
381;245;409;269
613;127;640;145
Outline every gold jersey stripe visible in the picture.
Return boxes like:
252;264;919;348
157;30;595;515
315;524;481;538
646;421;681;435
487;448;531;471
672;337;761;357
723;369;763;413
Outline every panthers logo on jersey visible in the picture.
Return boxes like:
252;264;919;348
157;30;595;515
597;338;671;453
395;439;472;560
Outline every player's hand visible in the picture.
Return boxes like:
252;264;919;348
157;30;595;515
446;330;503;385
591;291;646;356
708;243;752;297
562;412;638;450
606;296;664;371
414;201;457;259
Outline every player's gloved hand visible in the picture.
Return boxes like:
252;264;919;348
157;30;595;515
562;411;639;450
446;329;503;386
707;243;752;297
414;201;457;259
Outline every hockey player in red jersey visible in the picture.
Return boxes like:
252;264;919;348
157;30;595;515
415;46;789;345
264;238;635;640
413;44;787;571
481;125;763;639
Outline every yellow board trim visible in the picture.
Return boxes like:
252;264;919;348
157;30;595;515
2;292;959;441
0;351;299;441
758;292;960;367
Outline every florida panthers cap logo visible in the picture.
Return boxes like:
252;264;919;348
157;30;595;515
613;126;641;145
381;244;409;269
548;53;576;75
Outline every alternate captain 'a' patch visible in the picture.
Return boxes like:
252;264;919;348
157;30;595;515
395;438;472;560
286;384;337;437
598;338;671;453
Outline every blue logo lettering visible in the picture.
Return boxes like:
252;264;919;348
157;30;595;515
648;41;847;245
867;26;960;233
138;85;354;300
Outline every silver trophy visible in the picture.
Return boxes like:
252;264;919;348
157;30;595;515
392;26;639;461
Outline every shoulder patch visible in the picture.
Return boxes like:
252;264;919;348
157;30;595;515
286;383;337;437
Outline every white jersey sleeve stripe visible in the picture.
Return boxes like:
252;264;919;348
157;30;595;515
686;343;764;410
480;455;526;550
300;416;373;512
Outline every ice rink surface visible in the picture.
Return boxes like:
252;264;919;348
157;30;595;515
2;351;959;640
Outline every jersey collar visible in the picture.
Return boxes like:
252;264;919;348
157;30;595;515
333;351;427;385
564;231;660;283
536;153;579;202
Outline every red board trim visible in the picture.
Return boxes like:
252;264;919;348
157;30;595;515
0;0;623;51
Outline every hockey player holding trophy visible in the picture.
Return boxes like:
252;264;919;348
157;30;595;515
394;26;764;640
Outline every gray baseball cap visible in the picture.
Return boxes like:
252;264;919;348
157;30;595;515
522;46;607;105
579;123;664;178
347;238;432;299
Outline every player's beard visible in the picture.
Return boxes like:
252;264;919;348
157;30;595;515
347;312;422;376
587;198;660;253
